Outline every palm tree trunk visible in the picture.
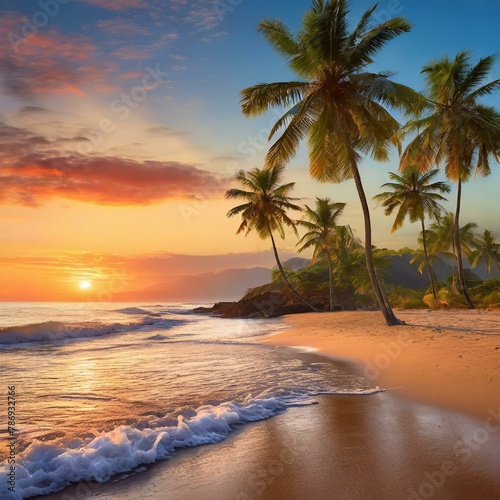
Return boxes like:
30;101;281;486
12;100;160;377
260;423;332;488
267;224;320;312
421;218;438;300
454;178;475;309
327;252;334;312
350;160;402;326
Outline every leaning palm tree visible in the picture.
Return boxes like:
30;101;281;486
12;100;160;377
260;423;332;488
401;51;500;308
373;168;450;299
225;164;320;312
296;197;346;311
469;230;500;276
240;0;422;325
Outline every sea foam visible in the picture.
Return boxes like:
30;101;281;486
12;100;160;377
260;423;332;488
0;317;179;346
0;395;288;499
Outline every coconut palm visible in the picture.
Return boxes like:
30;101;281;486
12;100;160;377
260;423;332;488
424;212;477;291
240;0;422;325
373;168;450;299
469;230;500;276
296;197;346;311
225;164;320;312
401;51;500;308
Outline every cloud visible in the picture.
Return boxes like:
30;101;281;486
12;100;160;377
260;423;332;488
111;46;154;60
79;0;149;10
17;106;50;116
0;13;100;97
145;126;188;137
0;249;288;280
97;18;149;37
0;129;225;206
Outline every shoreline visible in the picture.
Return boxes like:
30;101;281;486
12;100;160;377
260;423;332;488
29;309;500;499
39;392;500;500
262;309;500;422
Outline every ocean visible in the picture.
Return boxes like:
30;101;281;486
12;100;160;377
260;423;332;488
0;302;378;499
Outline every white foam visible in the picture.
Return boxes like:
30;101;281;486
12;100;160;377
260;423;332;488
116;307;156;315
0;317;179;346
0;395;287;499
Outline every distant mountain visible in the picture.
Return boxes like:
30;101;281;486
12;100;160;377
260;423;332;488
117;253;496;302
281;257;310;271
117;267;272;302
386;254;453;289
386;253;495;289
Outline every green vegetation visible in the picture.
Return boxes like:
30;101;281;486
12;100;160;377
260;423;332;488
226;0;500;314
225;164;320;312
374;168;450;300
401;51;500;308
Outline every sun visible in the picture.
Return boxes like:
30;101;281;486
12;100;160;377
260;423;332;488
79;280;92;290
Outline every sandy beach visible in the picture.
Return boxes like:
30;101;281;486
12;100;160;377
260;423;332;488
39;309;500;500
265;310;500;421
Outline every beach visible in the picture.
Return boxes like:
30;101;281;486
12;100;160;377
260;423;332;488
265;310;500;421
37;309;500;500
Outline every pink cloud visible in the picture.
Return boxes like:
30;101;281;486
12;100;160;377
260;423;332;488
0;153;225;206
0;13;100;97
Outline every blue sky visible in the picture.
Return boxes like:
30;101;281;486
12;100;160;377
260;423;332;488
0;0;499;298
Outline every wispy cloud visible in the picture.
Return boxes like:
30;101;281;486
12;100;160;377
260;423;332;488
79;0;149;11
0;14;105;97
0;249;287;279
97;18;150;37
0;122;224;206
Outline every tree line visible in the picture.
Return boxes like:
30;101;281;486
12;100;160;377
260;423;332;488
226;0;500;325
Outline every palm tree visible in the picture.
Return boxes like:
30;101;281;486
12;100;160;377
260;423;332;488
296;197;346;311
469;230;500;276
401;51;500;308
225;164;320;312
240;0;422;325
424;212;477;292
373;168;450;299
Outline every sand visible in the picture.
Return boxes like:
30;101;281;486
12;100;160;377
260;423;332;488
264;309;500;421
41;392;500;500
38;310;500;500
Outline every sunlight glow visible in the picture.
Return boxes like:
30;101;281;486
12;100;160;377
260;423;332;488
80;280;92;290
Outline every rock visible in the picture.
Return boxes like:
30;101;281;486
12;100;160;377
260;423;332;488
194;291;327;318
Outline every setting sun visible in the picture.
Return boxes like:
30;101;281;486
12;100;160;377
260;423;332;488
79;280;92;290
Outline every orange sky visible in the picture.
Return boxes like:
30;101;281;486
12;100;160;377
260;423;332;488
1;0;499;301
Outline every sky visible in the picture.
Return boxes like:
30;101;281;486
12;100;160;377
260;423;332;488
0;0;499;301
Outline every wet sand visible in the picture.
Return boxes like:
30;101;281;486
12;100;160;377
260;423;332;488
41;392;500;500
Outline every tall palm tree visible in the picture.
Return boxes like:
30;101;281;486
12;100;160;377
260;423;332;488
401;51;500;308
424;212;477;292
225;164;320;312
469;230;500;276
296;197;346;311
240;0;422;325
373;168;450;299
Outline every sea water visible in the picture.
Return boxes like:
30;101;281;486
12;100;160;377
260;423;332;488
0;302;377;499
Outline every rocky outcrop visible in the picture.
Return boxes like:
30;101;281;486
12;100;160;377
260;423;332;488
193;291;328;318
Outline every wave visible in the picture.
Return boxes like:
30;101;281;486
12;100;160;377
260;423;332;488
0;318;179;346
0;395;288;499
0;385;381;499
115;307;158;315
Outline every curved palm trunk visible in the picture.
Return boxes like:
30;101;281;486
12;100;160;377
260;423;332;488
454;179;475;309
267;224;320;312
421;218;438;300
350;160;402;326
